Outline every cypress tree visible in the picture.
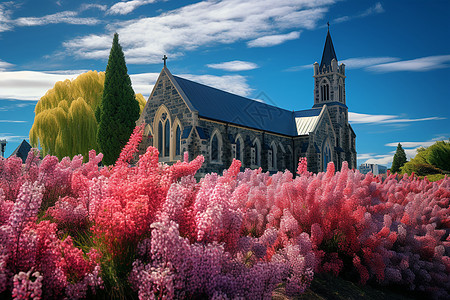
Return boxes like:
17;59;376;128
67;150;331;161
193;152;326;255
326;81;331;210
97;33;140;165
391;143;407;174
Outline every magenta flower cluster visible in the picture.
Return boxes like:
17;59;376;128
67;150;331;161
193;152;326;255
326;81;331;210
1;125;449;299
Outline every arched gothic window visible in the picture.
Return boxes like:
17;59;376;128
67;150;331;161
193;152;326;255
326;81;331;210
320;80;330;102
175;125;181;156
322;139;332;171
251;138;261;167
233;135;244;162
154;106;171;159
269;142;277;170
210;130;222;163
158;121;163;157
164;121;170;157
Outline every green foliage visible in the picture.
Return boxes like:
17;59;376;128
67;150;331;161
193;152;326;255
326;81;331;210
30;70;146;161
390;143;407;174
427;140;450;171
97;33;140;166
401;140;450;176
30;71;105;158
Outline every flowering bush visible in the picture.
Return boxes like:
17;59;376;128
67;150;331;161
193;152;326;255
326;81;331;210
1;128;449;299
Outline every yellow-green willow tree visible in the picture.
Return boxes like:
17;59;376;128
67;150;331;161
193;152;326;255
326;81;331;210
30;71;146;160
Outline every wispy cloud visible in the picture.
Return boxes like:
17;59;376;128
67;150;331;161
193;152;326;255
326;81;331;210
0;60;14;71
284;56;399;72
349;112;446;124
367;55;450;72
0;3;102;32
80;4;108;12
333;2;384;25
358;136;449;166
358;153;392;166
179;74;253;97
108;0;159;15
0;120;27;123
0;135;29;143
247;31;301;48
340;57;399;69
64;0;335;64
0;70;83;101
15;11;100;26
207;60;259;71
0;1;15;32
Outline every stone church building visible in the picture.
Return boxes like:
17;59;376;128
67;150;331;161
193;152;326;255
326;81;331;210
137;29;356;175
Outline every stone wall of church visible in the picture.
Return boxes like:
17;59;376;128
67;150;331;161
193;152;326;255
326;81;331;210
194;119;295;175
138;71;197;160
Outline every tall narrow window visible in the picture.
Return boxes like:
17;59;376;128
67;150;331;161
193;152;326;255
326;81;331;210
211;134;219;161
164;121;170;157
320;81;329;101
272;144;277;169
158;121;163;157
255;141;260;166
236;138;241;161
175;125;181;156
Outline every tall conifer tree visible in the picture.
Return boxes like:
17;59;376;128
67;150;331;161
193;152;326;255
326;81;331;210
97;33;140;165
391;143;407;173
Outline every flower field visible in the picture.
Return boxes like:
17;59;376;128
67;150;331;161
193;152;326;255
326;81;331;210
1;126;449;299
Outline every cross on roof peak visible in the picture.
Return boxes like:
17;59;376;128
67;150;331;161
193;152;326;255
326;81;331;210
162;54;168;67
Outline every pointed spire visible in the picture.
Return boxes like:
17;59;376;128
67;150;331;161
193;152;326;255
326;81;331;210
319;27;337;71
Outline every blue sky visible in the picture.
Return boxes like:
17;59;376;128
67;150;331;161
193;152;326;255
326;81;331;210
0;0;449;167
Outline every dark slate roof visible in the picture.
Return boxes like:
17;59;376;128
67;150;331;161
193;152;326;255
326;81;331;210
294;108;321;118
181;126;192;139
319;29;337;70
195;127;209;139
9;140;32;163
172;75;297;136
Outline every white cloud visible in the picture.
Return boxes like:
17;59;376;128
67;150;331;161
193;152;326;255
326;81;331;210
0;60;14;71
0;120;27;123
0;135;29;143
15;11;100;26
368;55;450;72
384;141;436;148
108;0;159;15
0;1;15;32
0;70;83;101
360;154;392;166
207;60;259;71
360;2;384;17
333;2;384;25
349;112;445;124
80;4;108;12
64;0;335;63
340;57;399;69
130;72;159;97
359;137;449;166
247;31;301;48
178;74;253;97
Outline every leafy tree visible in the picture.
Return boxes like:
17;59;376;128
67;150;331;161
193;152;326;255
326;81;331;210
401;140;450;175
97;33;140;165
30;71;146;160
391;143;407;174
427;140;450;172
30;71;105;158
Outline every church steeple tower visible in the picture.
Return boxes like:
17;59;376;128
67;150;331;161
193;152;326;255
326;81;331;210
313;27;346;107
312;27;356;171
319;28;338;71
